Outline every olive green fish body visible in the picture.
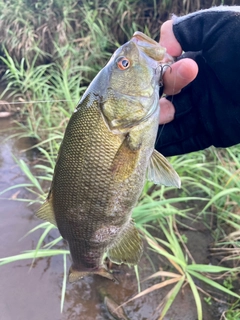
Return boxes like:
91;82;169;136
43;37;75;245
37;32;180;282
53;98;120;270
52;94;158;270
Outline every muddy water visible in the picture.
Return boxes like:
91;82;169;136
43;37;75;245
0;117;224;320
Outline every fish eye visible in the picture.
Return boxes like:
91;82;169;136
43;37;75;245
116;57;130;70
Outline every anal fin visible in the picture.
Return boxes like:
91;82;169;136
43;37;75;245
107;220;143;265
147;149;181;188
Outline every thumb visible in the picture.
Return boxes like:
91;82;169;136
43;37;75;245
163;58;198;95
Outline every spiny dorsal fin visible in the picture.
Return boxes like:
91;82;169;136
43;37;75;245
36;195;57;226
147;149;181;188
107;220;143;265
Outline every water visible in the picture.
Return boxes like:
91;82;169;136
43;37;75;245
0;117;223;320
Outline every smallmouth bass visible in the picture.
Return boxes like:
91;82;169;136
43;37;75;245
37;32;180;282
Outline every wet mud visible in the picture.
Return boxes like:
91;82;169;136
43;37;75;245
0;117;225;320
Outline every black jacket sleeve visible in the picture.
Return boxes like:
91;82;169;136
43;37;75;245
156;6;240;157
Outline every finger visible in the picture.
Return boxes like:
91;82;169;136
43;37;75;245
160;20;182;56
159;98;175;124
163;58;198;95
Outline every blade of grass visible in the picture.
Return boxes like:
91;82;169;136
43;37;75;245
188;270;240;299
61;253;67;313
0;249;69;266
134;265;141;293
124;276;182;305
186;272;202;320
158;275;185;320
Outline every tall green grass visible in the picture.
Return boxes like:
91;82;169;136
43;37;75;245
0;0;158;66
0;0;233;67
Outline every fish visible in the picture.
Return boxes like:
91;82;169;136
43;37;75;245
36;31;180;283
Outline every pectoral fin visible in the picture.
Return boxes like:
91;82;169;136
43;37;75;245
107;220;143;265
36;194;57;226
147;149;181;188
111;137;140;182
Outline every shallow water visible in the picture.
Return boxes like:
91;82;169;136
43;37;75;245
0;117;224;320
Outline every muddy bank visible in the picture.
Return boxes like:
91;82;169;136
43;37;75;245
0;117;226;320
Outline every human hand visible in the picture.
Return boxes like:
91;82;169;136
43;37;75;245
159;20;198;124
156;7;240;157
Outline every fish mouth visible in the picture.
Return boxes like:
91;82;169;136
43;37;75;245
132;31;159;46
131;31;173;64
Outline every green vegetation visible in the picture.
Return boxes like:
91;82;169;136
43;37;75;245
0;0;240;319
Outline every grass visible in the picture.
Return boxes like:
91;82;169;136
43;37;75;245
0;0;232;67
125;216;240;320
0;0;240;319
